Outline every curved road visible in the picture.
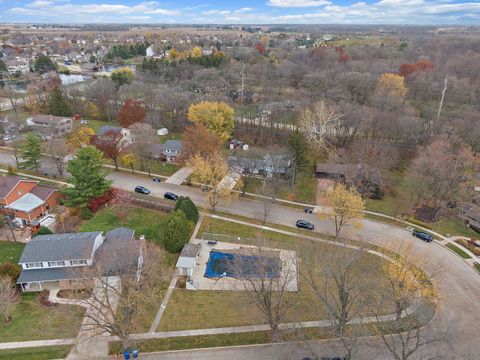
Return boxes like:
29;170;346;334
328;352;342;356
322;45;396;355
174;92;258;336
108;171;480;360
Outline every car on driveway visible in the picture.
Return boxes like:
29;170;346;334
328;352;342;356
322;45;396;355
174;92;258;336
412;229;433;242
164;192;179;201
135;186;150;195
296;220;314;230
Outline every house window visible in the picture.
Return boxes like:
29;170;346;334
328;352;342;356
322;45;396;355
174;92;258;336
47;260;65;267
70;259;87;266
25;262;43;269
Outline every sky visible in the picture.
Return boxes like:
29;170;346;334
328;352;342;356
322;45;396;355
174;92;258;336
1;0;479;24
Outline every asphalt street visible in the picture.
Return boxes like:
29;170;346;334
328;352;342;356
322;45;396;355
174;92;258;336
107;171;480;360
0;153;479;359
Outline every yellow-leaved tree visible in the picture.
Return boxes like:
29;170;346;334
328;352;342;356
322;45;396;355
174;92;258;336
190;46;202;58
187;101;234;143
374;73;407;100
321;183;365;240
122;153;136;173
68;127;95;148
187;153;231;212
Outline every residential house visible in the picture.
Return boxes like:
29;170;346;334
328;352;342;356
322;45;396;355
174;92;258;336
97;125;134;146
5;58;29;75
459;203;480;232
150;140;183;162
316;163;383;199
26;115;73;138
0;175;62;226
228;149;292;177
17;227;143;292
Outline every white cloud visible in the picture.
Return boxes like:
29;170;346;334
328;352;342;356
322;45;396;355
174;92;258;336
10;1;179;17
267;0;331;7
26;0;53;7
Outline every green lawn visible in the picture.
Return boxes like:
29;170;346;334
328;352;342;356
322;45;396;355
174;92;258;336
0;242;24;264
0;293;85;342
83;119;112;133
78;207;169;246
156;132;182;144
148;162;179;177
0;345;72;360
242;172;317;204
0;109;31;124
445;243;471;259
431;218;479;238
159;217;396;331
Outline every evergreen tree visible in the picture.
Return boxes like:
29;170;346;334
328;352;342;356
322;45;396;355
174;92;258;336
34;54;58;74
0;59;6;73
62;146;112;208
47;86;72;117
20;133;42;173
163;210;192;253
175;196;199;224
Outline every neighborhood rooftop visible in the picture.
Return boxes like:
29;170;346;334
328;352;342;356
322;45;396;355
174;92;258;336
7;193;45;213
0;176;36;198
19;231;102;264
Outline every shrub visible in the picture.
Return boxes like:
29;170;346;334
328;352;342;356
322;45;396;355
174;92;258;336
407;217;432;230
37;226;53;235
7;165;17;175
79;208;94;220
163;210;193;253
175;196;199;224
87;188;115;212
0;262;21;282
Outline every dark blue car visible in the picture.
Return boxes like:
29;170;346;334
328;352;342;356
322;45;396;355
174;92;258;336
296;220;314;230
164;192;179;201
134;186;150;195
412;230;433;242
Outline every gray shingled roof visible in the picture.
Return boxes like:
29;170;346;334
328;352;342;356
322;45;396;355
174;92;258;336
30;185;56;201
97;125;122;136
17;227;140;284
19;231;102;264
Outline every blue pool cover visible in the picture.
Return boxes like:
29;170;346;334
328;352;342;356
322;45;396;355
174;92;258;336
204;250;281;278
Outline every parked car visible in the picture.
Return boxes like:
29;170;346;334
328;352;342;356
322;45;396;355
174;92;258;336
164;192;178;201
296;220;314;230
412;229;433;242
134;186;150;195
152;177;162;182
304;207;313;214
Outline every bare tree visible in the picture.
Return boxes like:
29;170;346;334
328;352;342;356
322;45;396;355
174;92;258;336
260;177;276;224
128;123;156;174
45;138;70;178
77;242;172;350
0;275;19;322
233;240;298;342
299;101;343;154
304;243;367;335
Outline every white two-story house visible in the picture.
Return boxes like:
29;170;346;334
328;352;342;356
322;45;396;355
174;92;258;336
17;227;143;292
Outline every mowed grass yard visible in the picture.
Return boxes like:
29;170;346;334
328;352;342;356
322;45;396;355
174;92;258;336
0;243;85;343
157;217;394;331
0;293;85;342
0;345;72;360
243;172;317;204
0;241;24;264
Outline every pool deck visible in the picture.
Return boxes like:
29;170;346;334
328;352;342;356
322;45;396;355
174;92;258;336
189;239;298;292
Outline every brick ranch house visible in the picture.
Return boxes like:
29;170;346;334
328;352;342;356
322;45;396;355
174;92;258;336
0;175;62;226
17;227;143;292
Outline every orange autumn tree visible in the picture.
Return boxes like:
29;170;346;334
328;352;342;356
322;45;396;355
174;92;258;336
117;99;146;128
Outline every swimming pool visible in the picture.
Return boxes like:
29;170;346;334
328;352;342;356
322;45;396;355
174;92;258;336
204;250;281;278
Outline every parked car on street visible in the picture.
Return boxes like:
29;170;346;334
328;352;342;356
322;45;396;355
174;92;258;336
296;220;314;230
152;177;162;182
164;192;178;201
412;229;433;242
134;186;150;195
304;207;313;214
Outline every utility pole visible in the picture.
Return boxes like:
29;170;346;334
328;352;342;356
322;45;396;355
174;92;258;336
240;62;245;105
436;76;448;123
